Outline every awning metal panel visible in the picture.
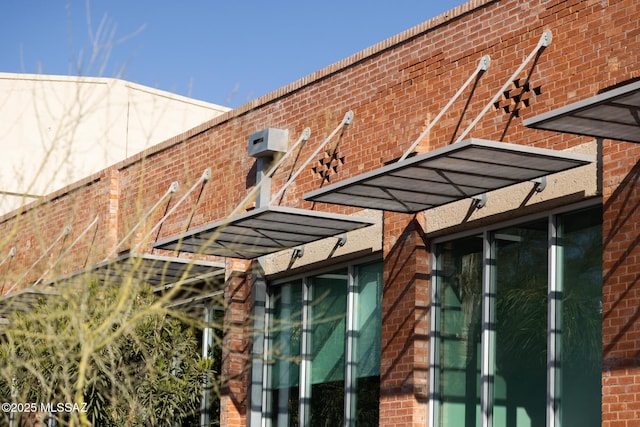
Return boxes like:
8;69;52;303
369;175;488;196
45;253;225;288
0;288;59;318
524;80;640;142
304;138;594;213
153;205;377;259
0;255;224;319
391;167;516;190
309;191;431;213
424;156;546;181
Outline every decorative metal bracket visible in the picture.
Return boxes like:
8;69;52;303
293;246;305;258
540;29;553;48
0;246;17;269
532;176;547;192
479;54;491;72
343;111;354;126
472;193;487;209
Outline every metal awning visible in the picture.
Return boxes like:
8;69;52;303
304;138;594;213
45;253;225;288
524;80;640;142
0;287;59;319
153;205;377;259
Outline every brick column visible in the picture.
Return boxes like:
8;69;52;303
380;212;430;427
221;259;252;427
106;168;120;256
601;141;640;426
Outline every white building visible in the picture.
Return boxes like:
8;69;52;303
0;73;229;215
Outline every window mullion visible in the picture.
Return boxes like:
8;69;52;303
344;264;358;427
250;277;267;427
429;246;441;427
481;230;495;427
262;291;273;427
548;215;561;427
300;277;313;427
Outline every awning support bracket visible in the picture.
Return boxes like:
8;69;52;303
292;246;305;258
455;30;552;143
33;215;100;286
133;168;212;253
399;54;491;162
532;176;547;192
472;193;487;209
6;224;73;294
0;247;16;269
270;111;353;205
107;181;179;259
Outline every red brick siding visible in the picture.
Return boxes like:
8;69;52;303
381;212;430;426
602;140;640;427
0;173;111;287
221;262;252;427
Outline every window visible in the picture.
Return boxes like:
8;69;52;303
266;260;383;427
433;206;602;427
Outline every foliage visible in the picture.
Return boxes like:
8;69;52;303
0;5;223;426
0;279;213;427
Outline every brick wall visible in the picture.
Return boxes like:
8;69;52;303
0;172;111;288
381;212;430;426
602;139;640;426
221;265;252;427
2;0;640;425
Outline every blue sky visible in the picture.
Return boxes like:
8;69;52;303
1;1;465;108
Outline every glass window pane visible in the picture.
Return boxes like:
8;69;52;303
356;261;382;378
437;236;483;427
309;270;348;426
557;207;602;426
494;220;548;427
268;261;383;427
270;281;303;427
356;261;383;427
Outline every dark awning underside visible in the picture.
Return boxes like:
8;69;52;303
524;80;640;142
153;205;377;259
0;255;224;322
45;253;225;288
304;138;594;213
0;287;59;319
